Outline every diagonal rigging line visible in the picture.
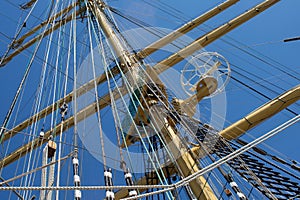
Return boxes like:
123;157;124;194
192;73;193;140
0;113;299;195
0;153;72;186
177;114;300;187
2;0;278;142
230;70;299;116
0;6;85;66
0;0;281;168
121;113;300;200
152;0;300;92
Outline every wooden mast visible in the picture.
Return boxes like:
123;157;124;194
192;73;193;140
0;0;281;164
87;2;216;199
1;0;282;169
0;1;286;199
1;0;278;143
1;0;239;142
115;83;300;198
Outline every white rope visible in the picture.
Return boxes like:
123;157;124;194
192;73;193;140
102;35;178;187
20;1;62;198
122;186;176;200
0;154;71;186
91;5;179;192
0;0;38;64
40;145;48;200
130;71;197;186
103;52;170;187
86;9;107;168
55;0;70;198
71;1;81;199
122;114;300;200
99;45;169;193
0;6;51;188
178;113;300;187
0;184;173;191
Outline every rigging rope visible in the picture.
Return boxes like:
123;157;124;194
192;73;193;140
0;0;38;65
101;31;175;199
1;1;299;199
18;0;63;198
72;0;81;199
283;36;300;43
122;113;300;200
109;3;300;120
88;14;108;170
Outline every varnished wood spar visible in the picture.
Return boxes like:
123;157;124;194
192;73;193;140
0;86;128;168
2;0;238;141
115;146;204;199
88;1;134;66
0;7;84;66
136;0;239;59
12;2;78;49
121;77;218;148
117;80;300;198
1;65;123;142
2;79;297;171
219;84;300;140
149;105;217;200
1;0;238;66
116;86;300;198
20;0;37;9
1;0;280;167
153;0;280;74
121;77;218;200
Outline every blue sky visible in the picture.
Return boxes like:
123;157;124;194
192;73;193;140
0;0;299;199
128;0;300;160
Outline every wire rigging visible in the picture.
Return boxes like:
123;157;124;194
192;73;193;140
0;1;299;199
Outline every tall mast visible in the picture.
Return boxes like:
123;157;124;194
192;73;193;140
0;0;282;165
1;0;280;144
85;1;217;199
0;0;238;143
1;1;291;199
86;2;217;199
88;0;135;68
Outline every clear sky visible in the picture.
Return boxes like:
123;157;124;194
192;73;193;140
0;0;299;199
